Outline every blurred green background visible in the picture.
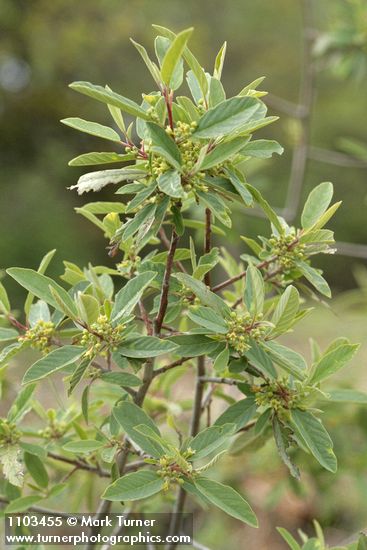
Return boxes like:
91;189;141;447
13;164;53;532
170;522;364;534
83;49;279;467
1;1;367;548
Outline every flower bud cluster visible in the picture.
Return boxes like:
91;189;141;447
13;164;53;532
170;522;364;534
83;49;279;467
38;409;67;440
226;311;267;354
253;378;304;413
268;233;306;271
19;320;55;354
80;315;125;358
180;285;200;306
0;420;21;445
156;448;195;492
117;255;141;276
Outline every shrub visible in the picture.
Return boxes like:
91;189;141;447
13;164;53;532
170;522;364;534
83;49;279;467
0;24;363;548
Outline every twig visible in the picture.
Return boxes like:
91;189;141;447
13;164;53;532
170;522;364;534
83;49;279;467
199;376;239;386
166;356;206;550
159;227;186;273
212;254;278;293
308;146;367;168
47;452;110;477
265;93;307;118
139;300;153;336
153;357;193;377
281;0;315;222
204;208;212;288
154;228;180;335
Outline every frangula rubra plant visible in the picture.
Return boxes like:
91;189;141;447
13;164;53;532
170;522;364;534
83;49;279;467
0;24;363;548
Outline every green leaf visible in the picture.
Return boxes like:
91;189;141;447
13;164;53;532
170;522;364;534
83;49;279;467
7;384;36;422
214;398;257;431
81;385;90;424
68;358;91;396
24;452;49;488
245;184;283;233
0;342;25;366
5;495;43;514
130;39;161;86
69;81;150;120
157;169;184;198
190;424;235;460
70;167;147;195
24;249;56;317
0;327;18;342
200;137;247;170
241;139;283;159
155;36;184;91
276;527;302;550
174;273;231;316
118;336;178;358
309;343;359;384
169;334;221;357
270;285;300;338
208;77;226;107
161;27;193;86
23;346;85;384
244;341;277;378
261;341;306;380
171;204;185;236
194;476;258;527
120;202;157;241
290;409;337;473
69;152;134;166
49;286;78;320
238;76;266;96
146;122;181;169
225;168;253;206
61;117;120;142
63;440;105;454
296;261;331;298
28;300;51;326
152;25;208;98
308;202;341;231
187;306;228;334
272;416;300;480
193;96;263;139
0;280;10;313
196;190;231;227
214;41;227;80
301;182;334;229
19;442;47;459
7;268;78;317
0;445;23;487
103;470;164;501
76;293;100;325
100;371;141;387
113;401;165;458
111;272;156;323
325;389;367;404
213;346;230;373
133;424;172;453
244;264;264;316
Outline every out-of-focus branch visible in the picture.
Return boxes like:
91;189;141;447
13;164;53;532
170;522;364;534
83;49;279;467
308;146;367;168
282;0;315;223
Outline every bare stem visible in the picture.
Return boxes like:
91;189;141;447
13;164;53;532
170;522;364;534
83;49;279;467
153;357;193;377
154;228;180;335
204;208;212;288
